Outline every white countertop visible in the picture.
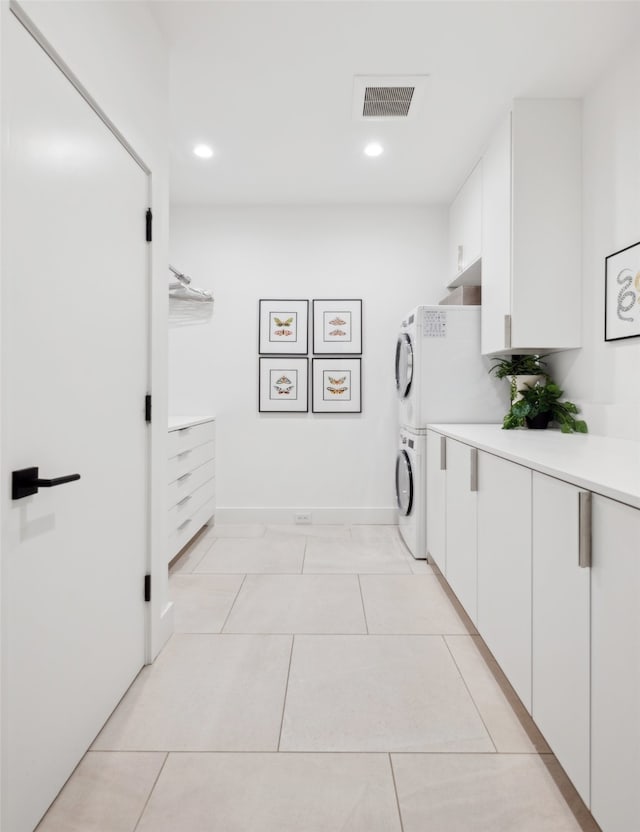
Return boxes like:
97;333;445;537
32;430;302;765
168;415;216;432
427;424;640;510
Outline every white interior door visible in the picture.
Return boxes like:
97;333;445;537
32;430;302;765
2;13;149;832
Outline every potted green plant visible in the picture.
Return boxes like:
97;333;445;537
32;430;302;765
489;354;550;402
502;381;588;433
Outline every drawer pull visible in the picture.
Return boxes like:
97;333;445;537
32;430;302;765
177;472;192;483
178;427;191;433
177;495;192;507
177;518;192;531
578;491;592;568
178;449;191;458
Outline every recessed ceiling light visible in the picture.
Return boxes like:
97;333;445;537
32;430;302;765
364;142;384;158
193;144;214;159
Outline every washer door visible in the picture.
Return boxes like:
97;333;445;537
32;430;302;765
395;333;413;399
395;449;414;516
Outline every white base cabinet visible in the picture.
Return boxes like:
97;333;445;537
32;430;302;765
590;495;640;832
444;439;479;623
477;451;532;712
425;430;446;572
167;417;216;562
532;473;590;805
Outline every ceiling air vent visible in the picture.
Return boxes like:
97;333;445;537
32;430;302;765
353;75;428;121
363;86;414;118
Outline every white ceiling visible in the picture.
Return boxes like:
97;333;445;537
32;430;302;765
152;1;640;205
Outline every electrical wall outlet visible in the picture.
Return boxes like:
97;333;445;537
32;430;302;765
295;512;312;525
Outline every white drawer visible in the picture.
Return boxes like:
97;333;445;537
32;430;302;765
168;496;215;562
168;441;215;484
168;420;215;459
168;459;215;510
168;478;216;532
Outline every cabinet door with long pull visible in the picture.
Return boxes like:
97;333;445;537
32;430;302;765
532;473;590;806
591;495;640;832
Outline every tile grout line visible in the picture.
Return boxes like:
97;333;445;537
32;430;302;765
442;635;498;754
388;753;406;832
131;751;169;832
356;574;370;635
277;634;295;752
219;574;248;633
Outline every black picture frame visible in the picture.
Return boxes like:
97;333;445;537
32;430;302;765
604;241;640;342
312;357;362;413
258;357;309;413
258;299;309;355
312;299;363;354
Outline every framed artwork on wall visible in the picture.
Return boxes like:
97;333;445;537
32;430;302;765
259;299;309;354
259;357;309;412
312;358;361;413
605;241;640;342
312;299;362;354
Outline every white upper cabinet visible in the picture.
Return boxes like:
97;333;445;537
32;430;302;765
481;99;582;355
448;161;482;285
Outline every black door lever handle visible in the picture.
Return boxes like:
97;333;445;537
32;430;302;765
12;467;81;500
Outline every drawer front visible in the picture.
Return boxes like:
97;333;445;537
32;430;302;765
168;478;216;532
168;441;215;484
168;420;215;459
168;497;215;561
168;460;215;511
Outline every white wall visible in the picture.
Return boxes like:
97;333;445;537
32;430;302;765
551;41;640;441
2;0;171;657
170;205;448;524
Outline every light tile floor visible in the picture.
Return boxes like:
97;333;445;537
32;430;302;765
37;524;600;832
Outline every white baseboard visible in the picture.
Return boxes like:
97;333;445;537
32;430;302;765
215;507;398;525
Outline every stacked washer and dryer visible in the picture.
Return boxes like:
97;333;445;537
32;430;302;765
395;305;504;559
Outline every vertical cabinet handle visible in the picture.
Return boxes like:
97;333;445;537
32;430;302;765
504;314;512;350
578;491;592;568
440;436;447;470
470;448;478;492
457;245;464;273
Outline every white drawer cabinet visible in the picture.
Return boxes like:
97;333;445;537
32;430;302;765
167;417;215;562
481;99;582;355
477;451;532;711
532;473;591;805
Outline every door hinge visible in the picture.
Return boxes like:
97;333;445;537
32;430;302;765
145;208;152;242
145;394;152;424
144;574;151;603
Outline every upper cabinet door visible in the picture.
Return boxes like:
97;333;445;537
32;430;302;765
481;99;582;355
448;161;482;282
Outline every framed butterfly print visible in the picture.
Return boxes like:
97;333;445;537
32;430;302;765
259;357;309;412
312;299;362;354
259;299;309;354
312;358;361;413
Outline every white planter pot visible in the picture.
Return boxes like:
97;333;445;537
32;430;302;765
508;374;546;402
